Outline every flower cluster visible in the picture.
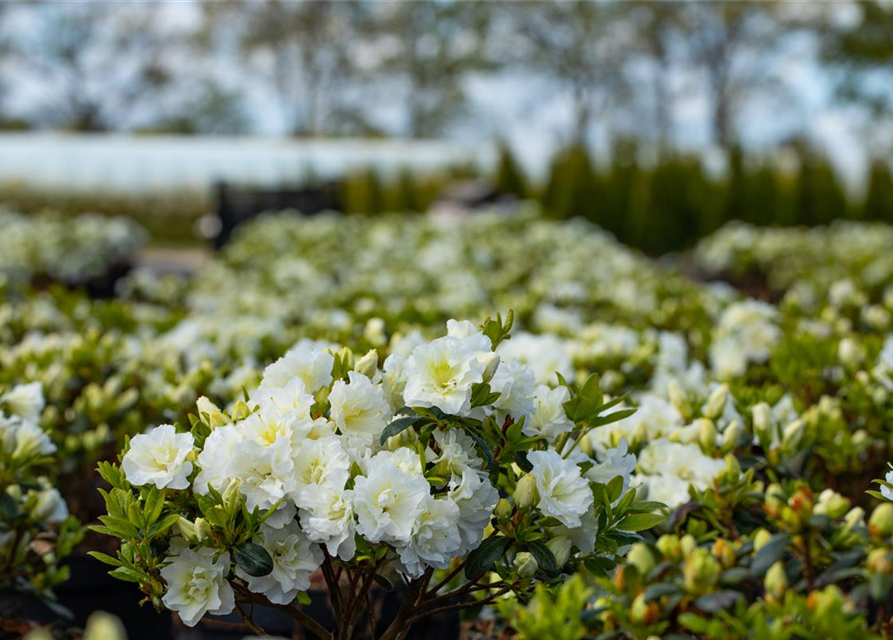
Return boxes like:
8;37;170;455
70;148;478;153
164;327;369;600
0;208;146;289
0;381;81;609
94;315;655;636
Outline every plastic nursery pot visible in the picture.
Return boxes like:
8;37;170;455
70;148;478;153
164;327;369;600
177;584;460;640
21;554;174;640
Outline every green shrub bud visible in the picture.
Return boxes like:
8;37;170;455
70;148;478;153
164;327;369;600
703;384;729;421
514;552;539;580
513;474;539;511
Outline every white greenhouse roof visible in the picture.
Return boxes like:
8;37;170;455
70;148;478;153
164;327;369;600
0;133;494;193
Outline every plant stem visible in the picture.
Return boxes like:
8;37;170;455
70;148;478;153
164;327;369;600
235;602;267;636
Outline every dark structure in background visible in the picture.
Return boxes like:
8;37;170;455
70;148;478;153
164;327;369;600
213;181;342;249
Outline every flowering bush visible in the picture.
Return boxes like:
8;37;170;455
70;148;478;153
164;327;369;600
0;382;82;618
0;208;147;289
91;314;661;637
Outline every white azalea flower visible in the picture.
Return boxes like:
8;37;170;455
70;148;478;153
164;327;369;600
528;449;593;529
236;521;323;605
329;371;392;445
291;436;351;507
524;385;574;440
428;428;483;483
1;382;44;422
398;495;462;578
3;419;56;460
160;544;235;627
488;357;536;422
403;336;485;416
299;486;357;560
228;438;295;513
260;340;335;394
352;451;429;545
193;424;243;495
123;425;194;490
448;468;498;553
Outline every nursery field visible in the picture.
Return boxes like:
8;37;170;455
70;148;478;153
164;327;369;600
5;206;893;640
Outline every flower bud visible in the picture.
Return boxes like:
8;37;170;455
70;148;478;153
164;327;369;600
84;611;127;640
680;534;697;557
363;317;387;346
752;402;774;445
721;420;743;453
656;534;682;561
711;539;735;569
764;561;788;600
196;396;228;428
337;347;355;372
838;337;864;368
495;498;513;522
753;528;772;553
814;489;850;519
808;585;847;619
626;542;656;576
630;593;658;625
175;516;197;542
222;478;241;510
479;352;501;384
668;381;693;421
869;502;893;538
697;418;718;451
868;549;893;576
354;350;379;378
782;419;805;452
514;552;539;580
764;484;786;515
513;474;539;511
843;506;865;532
723;453;740;478
194;517;212;542
704;384;729;421
546;536;573;569
683;548;719;595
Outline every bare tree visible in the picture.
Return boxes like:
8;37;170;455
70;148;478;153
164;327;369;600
10;4;176;131
684;1;787;148
209;0;368;136
371;1;494;137
822;0;893;153
512;1;639;146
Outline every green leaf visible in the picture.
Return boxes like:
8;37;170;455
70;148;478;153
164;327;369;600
695;590;742;613
296;591;312;605
143;487;165;525
464;428;494;469
87;551;122;567
109;566;143;583
528;541;559;577
606;476;625;503
642;582;683;602
591;408;637;427
618;512;665;532
583;558;610;578
465;537;509;579
0;493;19;521
148;513;181;538
379;415;422;445
678;613;708;633
235;543;274;577
372;573;395;591
750;534;790;577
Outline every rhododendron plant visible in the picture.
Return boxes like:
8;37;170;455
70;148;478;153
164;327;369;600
92;313;662;639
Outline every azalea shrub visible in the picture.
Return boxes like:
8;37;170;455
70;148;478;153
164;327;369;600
0;382;82;618
91;314;662;638
11;208;893;638
0;208;147;290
